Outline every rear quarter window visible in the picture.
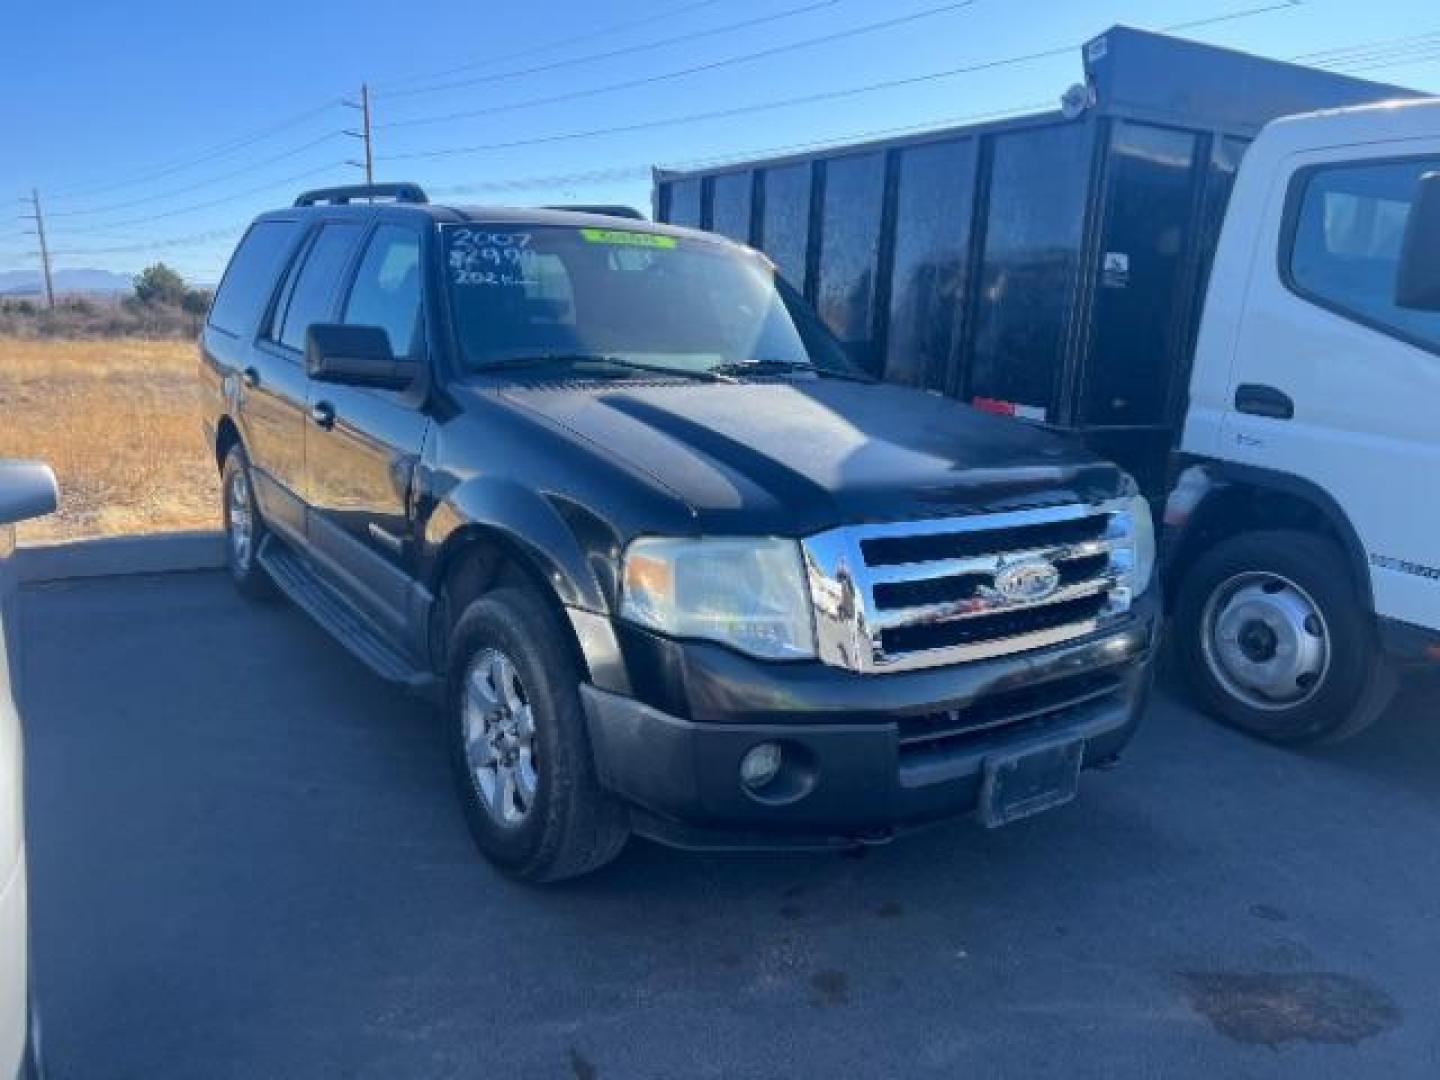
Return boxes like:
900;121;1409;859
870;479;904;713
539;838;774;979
208;220;302;336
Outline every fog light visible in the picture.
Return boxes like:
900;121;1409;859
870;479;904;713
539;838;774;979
739;742;783;790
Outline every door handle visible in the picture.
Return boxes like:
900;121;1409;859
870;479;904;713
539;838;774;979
310;401;336;430
241;366;260;389
1234;383;1294;420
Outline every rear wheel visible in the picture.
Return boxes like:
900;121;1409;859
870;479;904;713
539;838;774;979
221;444;274;600
446;586;628;882
1175;529;1395;744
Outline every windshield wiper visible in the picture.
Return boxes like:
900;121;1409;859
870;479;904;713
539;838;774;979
475;353;731;382
711;358;875;383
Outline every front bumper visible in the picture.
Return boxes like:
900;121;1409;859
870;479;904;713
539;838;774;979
582;591;1160;849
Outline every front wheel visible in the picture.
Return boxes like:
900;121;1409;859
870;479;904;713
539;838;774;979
446;587;629;882
1175;529;1395;745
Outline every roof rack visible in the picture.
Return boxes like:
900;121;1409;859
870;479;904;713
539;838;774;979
294;182;429;207
542;204;647;221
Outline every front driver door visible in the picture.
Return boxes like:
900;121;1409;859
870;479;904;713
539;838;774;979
304;221;431;644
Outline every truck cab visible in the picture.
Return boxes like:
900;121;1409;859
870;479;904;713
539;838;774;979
1166;99;1440;742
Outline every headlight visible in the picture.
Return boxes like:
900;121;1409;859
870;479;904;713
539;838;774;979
620;537;816;659
1107;494;1157;600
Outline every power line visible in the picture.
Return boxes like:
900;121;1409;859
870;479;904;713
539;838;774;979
428;101;1053;197
43;103;1052;259
1291;29;1440;63
82;162;343;232
372;0;727;91
42;132;343;219
379;0;1307;158
379;1;979;131
381;0;841;100
46;224;248;259
44;99;345;202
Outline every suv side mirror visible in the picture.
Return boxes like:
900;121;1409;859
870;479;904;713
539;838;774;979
305;323;418;390
1396;171;1440;312
0;460;59;527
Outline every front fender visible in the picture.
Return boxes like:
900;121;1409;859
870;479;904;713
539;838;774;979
423;476;617;615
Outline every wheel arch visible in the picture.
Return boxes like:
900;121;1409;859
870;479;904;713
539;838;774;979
423;482;629;694
1162;459;1374;614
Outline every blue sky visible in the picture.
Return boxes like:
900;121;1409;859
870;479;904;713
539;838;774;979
1;0;1438;283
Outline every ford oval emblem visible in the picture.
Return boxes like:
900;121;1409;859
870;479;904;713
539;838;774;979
994;558;1061;603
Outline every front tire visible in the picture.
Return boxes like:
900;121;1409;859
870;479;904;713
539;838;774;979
446;587;629;882
221;444;274;600
1175;529;1395;744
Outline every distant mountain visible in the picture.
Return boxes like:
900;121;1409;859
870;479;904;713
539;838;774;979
0;267;135;296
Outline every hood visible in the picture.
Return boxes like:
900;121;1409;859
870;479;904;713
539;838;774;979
491;377;1128;535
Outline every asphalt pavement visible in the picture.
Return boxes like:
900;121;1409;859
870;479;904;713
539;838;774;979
17;571;1440;1079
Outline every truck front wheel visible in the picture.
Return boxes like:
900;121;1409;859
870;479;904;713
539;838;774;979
1174;529;1395;744
446;586;629;882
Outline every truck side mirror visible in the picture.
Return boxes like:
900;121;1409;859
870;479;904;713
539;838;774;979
0;460;59;526
1396;171;1440;312
305;323;418;390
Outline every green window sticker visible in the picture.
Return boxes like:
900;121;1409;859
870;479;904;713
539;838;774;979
579;228;677;249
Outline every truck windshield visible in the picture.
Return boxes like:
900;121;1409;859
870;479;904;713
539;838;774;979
444;223;847;376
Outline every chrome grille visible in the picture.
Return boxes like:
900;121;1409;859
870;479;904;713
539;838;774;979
801;503;1133;673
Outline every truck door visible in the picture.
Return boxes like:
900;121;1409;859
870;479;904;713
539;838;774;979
1227;149;1440;629
304;222;430;640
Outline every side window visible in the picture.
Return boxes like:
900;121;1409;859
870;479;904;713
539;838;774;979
275;222;365;352
208;220;301;335
1288;158;1440;351
343;225;424;357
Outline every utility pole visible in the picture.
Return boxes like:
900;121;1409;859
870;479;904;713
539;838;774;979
344;83;375;185
26;189;55;310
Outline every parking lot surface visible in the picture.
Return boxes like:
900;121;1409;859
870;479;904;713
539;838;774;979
17;571;1440;1079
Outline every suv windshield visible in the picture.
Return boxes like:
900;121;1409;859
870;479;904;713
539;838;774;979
444;223;848;375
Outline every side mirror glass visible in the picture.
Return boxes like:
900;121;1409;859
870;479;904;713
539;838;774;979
305;323;418;390
1396;171;1440;312
0;460;59;527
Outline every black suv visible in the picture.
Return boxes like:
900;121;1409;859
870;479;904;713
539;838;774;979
199;183;1160;881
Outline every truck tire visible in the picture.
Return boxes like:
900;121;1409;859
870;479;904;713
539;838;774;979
221;444;274;600
1175;529;1396;744
446;586;629;882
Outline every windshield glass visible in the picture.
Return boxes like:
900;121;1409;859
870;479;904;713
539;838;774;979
443;223;836;374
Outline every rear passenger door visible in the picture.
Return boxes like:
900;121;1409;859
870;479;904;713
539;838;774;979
250;220;366;540
304;222;431;643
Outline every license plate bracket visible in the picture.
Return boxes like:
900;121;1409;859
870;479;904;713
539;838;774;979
979;737;1084;828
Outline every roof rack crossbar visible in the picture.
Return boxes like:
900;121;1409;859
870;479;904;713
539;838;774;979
294;182;429;207
542;204;647;221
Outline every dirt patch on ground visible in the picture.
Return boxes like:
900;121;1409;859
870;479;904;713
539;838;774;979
0;337;218;542
1180;971;1401;1047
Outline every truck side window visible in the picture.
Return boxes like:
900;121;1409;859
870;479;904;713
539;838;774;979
276;222;365;353
343;225;423;359
208;220;301;336
1288;158;1440;352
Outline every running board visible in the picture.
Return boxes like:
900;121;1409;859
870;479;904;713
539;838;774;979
259;538;437;693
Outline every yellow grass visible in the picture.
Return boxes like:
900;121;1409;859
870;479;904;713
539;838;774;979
0;338;219;543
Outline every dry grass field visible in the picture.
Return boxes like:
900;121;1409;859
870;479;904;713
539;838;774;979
0;338;218;543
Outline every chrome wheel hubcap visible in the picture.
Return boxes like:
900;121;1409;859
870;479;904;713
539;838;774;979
1201;572;1330;710
228;469;253;569
463;649;538;826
